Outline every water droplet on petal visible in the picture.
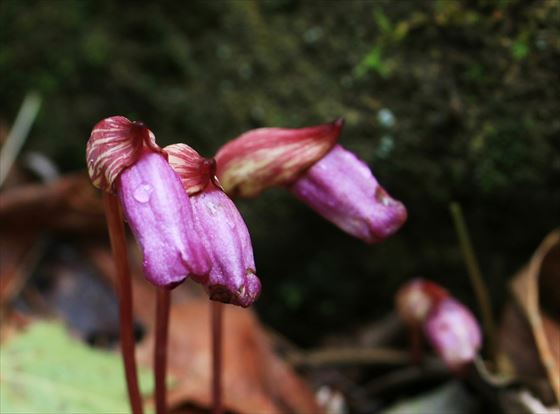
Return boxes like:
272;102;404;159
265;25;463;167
133;184;153;203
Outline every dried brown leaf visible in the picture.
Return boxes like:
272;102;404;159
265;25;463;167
138;300;321;414
0;173;104;234
506;229;560;404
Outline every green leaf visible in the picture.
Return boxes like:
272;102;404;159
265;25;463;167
512;38;529;60
374;8;392;34
0;322;153;414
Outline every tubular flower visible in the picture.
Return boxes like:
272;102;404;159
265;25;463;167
215;119;406;243
289;144;407;243
424;298;482;372
166;144;261;307
396;278;482;372
86;116;209;287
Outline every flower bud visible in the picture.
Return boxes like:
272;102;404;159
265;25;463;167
166;144;261;307
289;145;407;243
396;278;449;326
424;298;482;372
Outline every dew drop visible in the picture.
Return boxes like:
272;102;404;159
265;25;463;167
206;202;218;216
133;184;153;203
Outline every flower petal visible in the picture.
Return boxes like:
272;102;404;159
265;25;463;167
425;298;482;371
396;278;450;326
117;152;209;287
289;144;407;243
165;143;217;195
215;119;343;198
86;116;162;192
190;185;261;307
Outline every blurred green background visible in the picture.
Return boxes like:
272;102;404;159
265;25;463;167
1;0;559;345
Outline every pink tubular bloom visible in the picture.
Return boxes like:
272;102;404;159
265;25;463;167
166;143;261;307
190;185;261;307
86;116;209;287
289;145;407;243
395;278;482;372
215;120;406;243
424;298;482;372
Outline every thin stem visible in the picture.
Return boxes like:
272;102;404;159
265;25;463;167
409;326;423;365
155;288;171;414
211;301;224;414
104;193;144;414
449;202;497;363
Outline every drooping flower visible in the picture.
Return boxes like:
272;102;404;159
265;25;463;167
166;143;261;307
289;144;407;243
86;116;209;287
424;297;482;371
215;120;406;243
396;278;482;372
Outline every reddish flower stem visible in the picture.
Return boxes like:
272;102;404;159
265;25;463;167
103;193;144;414
409;325;423;365
211;301;224;414
155;287;171;414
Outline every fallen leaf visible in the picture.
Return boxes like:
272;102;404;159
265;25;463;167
0;321;152;413
0;232;43;304
0;173;105;235
505;229;560;404
138;300;321;414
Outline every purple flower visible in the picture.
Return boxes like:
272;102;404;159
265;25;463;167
190;186;261;307
166;144;261;307
424;297;482;372
214;121;407;243
86;117;209;288
289;145;407;243
117;152;209;287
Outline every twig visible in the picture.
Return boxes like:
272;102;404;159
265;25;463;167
155;288;171;414
104;193;144;414
365;362;449;395
449;202;497;364
288;347;434;367
0;92;42;187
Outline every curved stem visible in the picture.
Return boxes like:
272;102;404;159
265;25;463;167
155;288;171;414
211;301;224;414
449;202;497;364
103;193;144;414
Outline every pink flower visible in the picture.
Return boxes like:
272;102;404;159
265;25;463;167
396;278;482;372
425;298;482;371
167;144;261;307
86;116;209;287
289;145;407;243
215;120;406;243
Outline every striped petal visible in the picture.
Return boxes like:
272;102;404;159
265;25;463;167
215;119;343;198
165;143;217;195
396;278;449;326
86;116;162;192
